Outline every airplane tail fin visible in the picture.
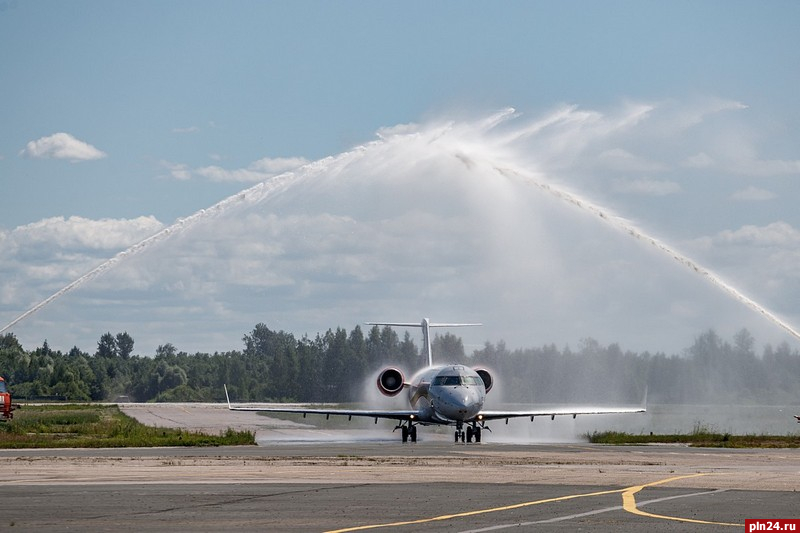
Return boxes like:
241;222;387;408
366;318;481;367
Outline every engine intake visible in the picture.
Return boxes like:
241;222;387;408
474;368;493;393
377;367;405;396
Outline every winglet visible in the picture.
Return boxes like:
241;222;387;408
224;384;232;409
641;384;648;412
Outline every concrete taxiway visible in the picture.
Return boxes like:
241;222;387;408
0;403;797;531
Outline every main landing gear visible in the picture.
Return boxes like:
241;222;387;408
398;423;417;443
454;422;483;443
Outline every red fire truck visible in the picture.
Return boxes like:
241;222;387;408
0;376;18;421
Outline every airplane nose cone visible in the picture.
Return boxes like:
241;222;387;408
435;387;482;420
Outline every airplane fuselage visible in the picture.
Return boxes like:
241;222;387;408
407;364;486;424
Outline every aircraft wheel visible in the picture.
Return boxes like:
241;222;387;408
475;427;481;443
410;426;417;443
466;426;474;443
402;426;409;443
454;430;460;443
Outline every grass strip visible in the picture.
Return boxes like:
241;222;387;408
0;404;255;448
586;430;800;448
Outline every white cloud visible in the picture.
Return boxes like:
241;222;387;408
731;186;776;202
684;152;715;169
164;156;310;182
597;148;667;173
612;177;681;196
172;126;200;134
196;156;310;182
5;215;163;254
715;222;800;247
20;133;106;162
160;161;192;181
0;215;164;308
732;158;800;178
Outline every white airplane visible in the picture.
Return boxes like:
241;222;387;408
225;318;646;443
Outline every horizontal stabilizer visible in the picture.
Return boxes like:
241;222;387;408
366;318;482;367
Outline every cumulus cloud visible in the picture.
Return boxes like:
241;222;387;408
732;158;800;178
0;215;164;310
731;186;776;202
162;157;310;182
715;222;800;247
684;152;715;169
20;133;107;162
195;156;310;182
8;215;163;251
160;161;192;181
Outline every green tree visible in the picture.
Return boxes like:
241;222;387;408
116;332;135;360
96;333;117;358
432;332;464;362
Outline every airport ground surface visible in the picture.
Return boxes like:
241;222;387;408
1;403;798;531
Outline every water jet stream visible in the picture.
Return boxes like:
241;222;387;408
0;167;315;335
496;165;800;342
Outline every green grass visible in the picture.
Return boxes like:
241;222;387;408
586;428;800;448
0;404;255;448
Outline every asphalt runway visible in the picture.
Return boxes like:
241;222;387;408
1;404;798;531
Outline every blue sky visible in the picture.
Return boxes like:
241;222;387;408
2;2;799;356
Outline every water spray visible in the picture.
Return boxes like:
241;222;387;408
495;165;800;343
0;169;309;335
4;107;799;349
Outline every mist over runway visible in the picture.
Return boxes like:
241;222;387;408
120;402;799;444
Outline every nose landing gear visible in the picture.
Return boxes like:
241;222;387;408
455;422;484;443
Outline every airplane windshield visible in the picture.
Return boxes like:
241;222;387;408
433;375;481;386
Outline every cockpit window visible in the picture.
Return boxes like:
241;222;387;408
433;375;481;386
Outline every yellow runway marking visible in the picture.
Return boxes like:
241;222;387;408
326;473;742;533
622;473;742;527
325;487;626;533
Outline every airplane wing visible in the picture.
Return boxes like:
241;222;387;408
224;385;419;422
476;405;646;422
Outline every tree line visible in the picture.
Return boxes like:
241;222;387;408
0;325;798;405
